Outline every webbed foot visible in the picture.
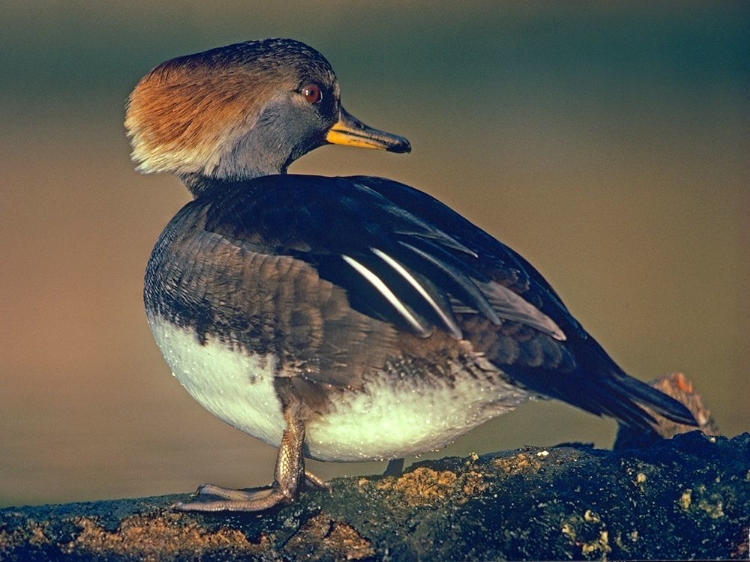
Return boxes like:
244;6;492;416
174;471;330;512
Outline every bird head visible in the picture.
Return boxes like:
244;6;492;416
125;38;410;187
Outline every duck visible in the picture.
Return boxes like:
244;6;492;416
125;38;696;512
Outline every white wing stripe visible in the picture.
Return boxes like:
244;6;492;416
342;254;430;337
371;248;462;340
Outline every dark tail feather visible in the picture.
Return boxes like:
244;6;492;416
482;326;699;432
561;336;700;431
511;364;699;432
526;364;700;431
604;372;698;429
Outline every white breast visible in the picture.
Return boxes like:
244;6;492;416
148;316;286;449
148;316;532;462
306;359;532;461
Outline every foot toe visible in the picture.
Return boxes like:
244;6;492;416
174;484;290;512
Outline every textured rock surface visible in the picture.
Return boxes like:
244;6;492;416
1;431;748;561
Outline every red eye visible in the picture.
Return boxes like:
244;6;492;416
301;83;322;104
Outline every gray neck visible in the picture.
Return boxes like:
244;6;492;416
209;124;292;183
178;98;322;197
179;171;285;198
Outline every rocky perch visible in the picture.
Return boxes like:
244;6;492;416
1;431;748;561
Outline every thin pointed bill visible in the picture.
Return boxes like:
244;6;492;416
326;107;411;153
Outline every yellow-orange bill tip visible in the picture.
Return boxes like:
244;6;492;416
326;107;411;153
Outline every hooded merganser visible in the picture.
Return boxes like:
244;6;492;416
125;38;696;512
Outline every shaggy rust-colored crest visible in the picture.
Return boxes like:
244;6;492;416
124;39;336;177
126;60;262;176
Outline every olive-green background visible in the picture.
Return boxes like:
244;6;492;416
1;1;747;507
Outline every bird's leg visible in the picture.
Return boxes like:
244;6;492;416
174;405;326;512
383;458;405;476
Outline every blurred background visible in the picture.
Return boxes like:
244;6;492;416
1;1;747;507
